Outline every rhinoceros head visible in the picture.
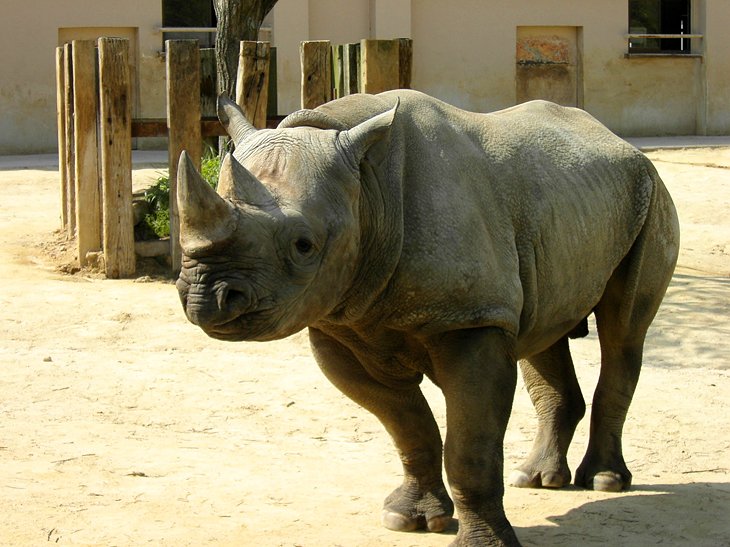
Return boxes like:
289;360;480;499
176;96;396;341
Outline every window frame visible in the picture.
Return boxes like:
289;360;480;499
627;0;703;57
160;0;217;49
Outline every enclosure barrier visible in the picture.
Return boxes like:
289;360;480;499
56;37;411;277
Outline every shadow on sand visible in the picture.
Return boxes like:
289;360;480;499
513;481;730;546
644;273;730;369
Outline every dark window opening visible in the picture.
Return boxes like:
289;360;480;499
629;0;691;53
162;0;216;48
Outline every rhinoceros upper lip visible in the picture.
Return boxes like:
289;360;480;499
205;308;274;340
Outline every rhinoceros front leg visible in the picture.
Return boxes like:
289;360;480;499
509;336;586;489
428;327;521;547
308;327;454;533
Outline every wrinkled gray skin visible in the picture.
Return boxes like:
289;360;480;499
176;90;679;546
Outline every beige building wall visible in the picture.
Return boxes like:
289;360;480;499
704;0;730;133
0;0;727;154
0;0;168;155
271;0;728;137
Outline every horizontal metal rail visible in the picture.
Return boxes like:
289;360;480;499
627;33;703;39
157;27;272;34
158;27;216;33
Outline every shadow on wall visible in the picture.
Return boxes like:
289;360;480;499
515;482;730;546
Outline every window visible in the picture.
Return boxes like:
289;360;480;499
629;0;692;54
162;0;217;48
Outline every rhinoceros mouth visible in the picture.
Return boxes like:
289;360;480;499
203;309;281;342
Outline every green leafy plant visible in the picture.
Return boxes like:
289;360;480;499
141;149;220;239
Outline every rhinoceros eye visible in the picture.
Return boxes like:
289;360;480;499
294;237;314;255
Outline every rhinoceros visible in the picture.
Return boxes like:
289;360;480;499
175;90;679;546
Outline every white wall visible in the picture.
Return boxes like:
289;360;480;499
0;0;167;154
0;0;727;154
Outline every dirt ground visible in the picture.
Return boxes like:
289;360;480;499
1;147;728;546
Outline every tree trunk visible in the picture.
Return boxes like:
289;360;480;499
213;0;278;99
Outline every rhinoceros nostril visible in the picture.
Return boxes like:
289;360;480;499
225;287;254;313
215;282;254;315
216;284;229;311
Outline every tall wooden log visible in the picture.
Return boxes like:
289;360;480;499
63;43;76;240
200;48;218;119
72;40;102;268
398;38;413;89
343;42;361;95
267;47;278;118
98;37;135;278
360;39;399;94
55;47;68;231
166;40;202;274
235;40;270;128
300;40;332;109
332;44;344;99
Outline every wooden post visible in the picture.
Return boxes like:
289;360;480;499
72;40;102;268
166;40;202;274
63;43;76;240
300;40;332;109
360;39;399;94
199;48;217;119
55;47;68;231
398;38;413;89
332;44;344;99
267;47;278;120
98;37;135;279
344;42;361;95
235;41;270;129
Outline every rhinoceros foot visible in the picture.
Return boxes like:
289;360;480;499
508;455;572;489
574;458;632;492
508;467;571;489
381;482;455;533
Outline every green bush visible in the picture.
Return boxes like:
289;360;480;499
142;151;221;239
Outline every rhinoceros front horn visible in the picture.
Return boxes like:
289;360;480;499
217;95;257;146
217;153;274;206
177;151;236;254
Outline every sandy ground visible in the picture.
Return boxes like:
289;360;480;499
1;147;729;547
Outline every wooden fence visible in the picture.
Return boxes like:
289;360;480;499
56;37;411;278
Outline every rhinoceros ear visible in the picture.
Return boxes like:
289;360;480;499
217;95;257;146
340;99;399;166
177;151;237;254
217;153;275;206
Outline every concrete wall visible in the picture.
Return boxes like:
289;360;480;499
271;0;728;137
704;0;730;134
0;0;167;154
1;0;727;154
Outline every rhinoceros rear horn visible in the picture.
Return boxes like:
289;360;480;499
218;153;274;206
177;151;236;253
341;98;399;165
217;95;257;146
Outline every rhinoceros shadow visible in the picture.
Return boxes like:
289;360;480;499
511;482;730;546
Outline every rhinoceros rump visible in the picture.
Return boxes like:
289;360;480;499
176;90;679;546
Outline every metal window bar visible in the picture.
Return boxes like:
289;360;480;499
627;33;703;54
157;27;272;34
158;27;217;33
626;32;704;57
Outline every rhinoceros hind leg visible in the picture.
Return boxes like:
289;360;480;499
510;336;585;489
576;187;677;492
